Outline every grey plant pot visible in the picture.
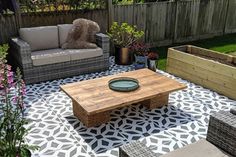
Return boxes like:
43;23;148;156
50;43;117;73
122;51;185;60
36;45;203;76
134;54;148;68
148;59;157;72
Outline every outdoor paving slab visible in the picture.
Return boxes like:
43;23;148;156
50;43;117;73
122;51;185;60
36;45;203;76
139;130;186;156
21;57;236;157
25;108;89;157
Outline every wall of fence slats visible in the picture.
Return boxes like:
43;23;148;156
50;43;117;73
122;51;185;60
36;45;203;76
0;10;108;44
109;0;236;47
1;0;236;46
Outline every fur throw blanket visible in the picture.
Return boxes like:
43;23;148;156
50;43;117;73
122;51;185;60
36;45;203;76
62;18;100;49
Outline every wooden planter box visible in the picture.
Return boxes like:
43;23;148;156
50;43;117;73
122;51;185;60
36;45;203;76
167;45;236;100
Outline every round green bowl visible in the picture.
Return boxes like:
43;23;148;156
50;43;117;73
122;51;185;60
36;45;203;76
108;77;139;92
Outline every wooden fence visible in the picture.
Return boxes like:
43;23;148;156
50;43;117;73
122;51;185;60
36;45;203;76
0;10;108;44
109;0;236;47
1;0;236;46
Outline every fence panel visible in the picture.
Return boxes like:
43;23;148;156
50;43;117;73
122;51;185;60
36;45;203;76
174;0;200;43
113;5;134;25
210;0;228;35
133;4;147;34
110;0;235;47
225;0;236;34
0;0;108;45
20;10;108;33
145;2;176;46
197;0;215;39
0;15;18;44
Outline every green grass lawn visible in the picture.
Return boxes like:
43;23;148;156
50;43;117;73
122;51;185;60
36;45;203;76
155;33;236;71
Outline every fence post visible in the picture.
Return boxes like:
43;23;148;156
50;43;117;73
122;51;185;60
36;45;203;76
173;0;178;43
108;0;113;31
15;0;22;29
223;0;230;34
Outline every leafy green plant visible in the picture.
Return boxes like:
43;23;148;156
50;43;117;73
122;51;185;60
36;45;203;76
108;22;144;48
0;44;38;157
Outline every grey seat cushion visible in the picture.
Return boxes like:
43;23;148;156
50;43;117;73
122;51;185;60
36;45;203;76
31;48;103;66
19;26;59;51
31;49;70;66
66;48;103;61
58;24;73;47
160;139;230;157
230;107;236;115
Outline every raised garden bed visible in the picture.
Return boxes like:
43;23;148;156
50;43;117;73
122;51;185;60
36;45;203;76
167;45;236;100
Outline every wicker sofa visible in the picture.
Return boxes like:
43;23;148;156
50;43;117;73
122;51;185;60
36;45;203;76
119;107;236;157
10;25;110;84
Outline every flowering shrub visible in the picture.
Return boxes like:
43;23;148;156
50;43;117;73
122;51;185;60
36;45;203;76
0;44;37;157
108;22;144;47
148;52;159;60
129;42;150;56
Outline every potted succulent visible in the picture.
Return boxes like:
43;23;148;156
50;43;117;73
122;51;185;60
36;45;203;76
147;51;159;72
0;44;38;157
129;42;150;69
108;22;144;65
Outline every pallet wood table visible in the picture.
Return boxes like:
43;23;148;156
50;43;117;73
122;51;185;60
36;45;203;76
60;69;187;127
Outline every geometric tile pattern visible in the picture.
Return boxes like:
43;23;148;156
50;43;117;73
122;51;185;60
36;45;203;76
8;57;236;156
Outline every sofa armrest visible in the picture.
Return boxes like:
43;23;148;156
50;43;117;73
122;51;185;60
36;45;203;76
119;141;156;157
10;38;32;66
206;110;236;156
96;33;110;54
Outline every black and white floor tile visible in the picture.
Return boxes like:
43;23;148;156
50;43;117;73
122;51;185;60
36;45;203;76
20;57;236;156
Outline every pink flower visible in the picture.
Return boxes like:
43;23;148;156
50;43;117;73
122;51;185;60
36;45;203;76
13;96;18;103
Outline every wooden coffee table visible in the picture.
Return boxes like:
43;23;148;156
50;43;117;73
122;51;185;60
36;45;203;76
60;69;187;127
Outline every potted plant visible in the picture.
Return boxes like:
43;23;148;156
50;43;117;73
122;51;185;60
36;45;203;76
129;42;150;69
108;22;144;65
147;51;159;72
0;44;38;157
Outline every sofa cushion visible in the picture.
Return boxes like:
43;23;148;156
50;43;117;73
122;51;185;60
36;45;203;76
19;26;59;51
161;139;230;157
31;49;70;66
66;48;103;61
230;107;236;115
58;24;73;47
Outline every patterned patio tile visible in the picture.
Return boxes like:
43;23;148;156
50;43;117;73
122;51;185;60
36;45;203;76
139;130;186;156
109;104;194;141
17;58;236;157
61;119;127;154
25;109;90;157
165;121;207;145
94;148;120;157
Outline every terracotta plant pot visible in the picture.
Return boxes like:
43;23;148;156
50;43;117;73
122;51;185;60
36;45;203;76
115;47;134;65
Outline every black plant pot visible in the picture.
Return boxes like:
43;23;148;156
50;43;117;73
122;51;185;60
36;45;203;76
115;47;134;65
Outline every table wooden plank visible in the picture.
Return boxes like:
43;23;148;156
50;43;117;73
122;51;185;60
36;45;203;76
61;69;187;115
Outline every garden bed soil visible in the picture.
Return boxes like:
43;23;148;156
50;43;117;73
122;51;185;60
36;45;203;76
176;45;236;67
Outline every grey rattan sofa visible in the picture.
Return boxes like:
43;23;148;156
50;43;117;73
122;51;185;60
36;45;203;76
119;107;236;157
10;25;110;84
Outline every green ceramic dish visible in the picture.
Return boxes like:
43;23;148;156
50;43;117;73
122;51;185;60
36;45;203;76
108;77;139;92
